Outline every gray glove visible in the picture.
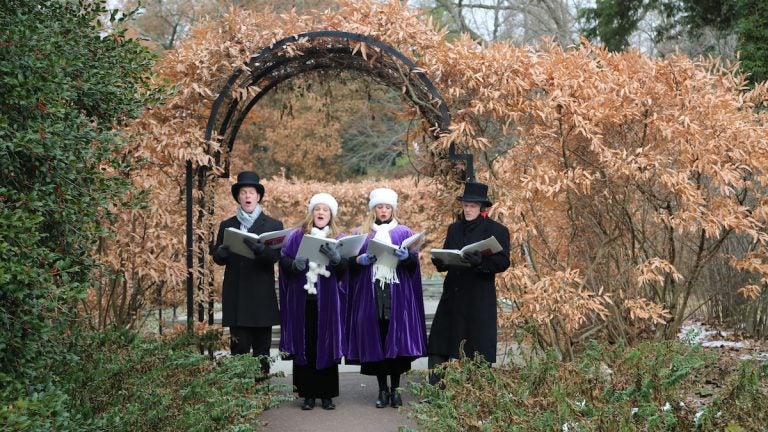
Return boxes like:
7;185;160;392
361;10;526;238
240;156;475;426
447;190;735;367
213;245;230;261
319;243;341;266
292;257;308;273
358;253;377;266
243;237;266;255
393;247;410;261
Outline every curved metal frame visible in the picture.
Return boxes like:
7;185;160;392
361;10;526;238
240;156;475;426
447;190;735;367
186;31;474;330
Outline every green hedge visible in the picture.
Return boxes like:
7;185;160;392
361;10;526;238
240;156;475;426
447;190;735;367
0;0;155;424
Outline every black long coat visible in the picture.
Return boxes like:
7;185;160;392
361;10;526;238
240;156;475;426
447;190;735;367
213;213;283;328
427;215;510;363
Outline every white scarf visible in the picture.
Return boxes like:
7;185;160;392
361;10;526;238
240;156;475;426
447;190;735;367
236;204;262;231
371;219;399;285
304;226;331;295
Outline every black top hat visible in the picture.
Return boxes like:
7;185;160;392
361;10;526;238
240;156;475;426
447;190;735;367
456;181;493;207
231;171;265;202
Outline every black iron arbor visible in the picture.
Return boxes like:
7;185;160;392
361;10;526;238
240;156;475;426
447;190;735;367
185;31;475;330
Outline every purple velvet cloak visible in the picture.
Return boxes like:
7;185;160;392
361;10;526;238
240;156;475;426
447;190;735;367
345;224;427;363
279;230;346;370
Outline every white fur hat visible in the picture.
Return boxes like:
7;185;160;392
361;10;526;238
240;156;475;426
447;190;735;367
368;187;398;210
308;192;339;217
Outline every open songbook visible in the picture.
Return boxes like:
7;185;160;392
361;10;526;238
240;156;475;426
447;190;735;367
223;227;296;259
366;231;426;269
296;234;368;266
430;236;503;267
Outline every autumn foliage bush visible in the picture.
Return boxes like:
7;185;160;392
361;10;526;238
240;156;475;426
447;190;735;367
94;0;768;361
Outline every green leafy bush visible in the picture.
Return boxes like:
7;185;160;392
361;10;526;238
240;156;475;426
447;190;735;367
0;0;155;426
409;341;768;431
1;329;289;431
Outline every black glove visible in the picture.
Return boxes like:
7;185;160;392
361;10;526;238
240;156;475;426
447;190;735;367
463;250;483;266
292;257;308;273
243;237;265;255
213;245;230;262
319;243;341;266
431;256;446;269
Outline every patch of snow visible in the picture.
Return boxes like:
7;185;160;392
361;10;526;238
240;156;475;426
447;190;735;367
739;352;768;362
694;409;704;425
700;340;748;348
679;322;748;348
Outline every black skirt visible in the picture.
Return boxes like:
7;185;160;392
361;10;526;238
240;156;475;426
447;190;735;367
293;296;339;399
360;318;413;376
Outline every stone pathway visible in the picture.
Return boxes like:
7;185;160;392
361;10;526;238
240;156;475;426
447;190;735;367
196;281;447;431
252;295;435;432
257;369;424;432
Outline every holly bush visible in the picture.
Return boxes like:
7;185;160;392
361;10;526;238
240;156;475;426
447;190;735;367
0;0;156;427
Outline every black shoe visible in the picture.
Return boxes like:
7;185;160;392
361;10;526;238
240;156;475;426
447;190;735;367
375;390;390;408
301;398;315;410
321;398;336;410
390;391;402;408
254;374;270;384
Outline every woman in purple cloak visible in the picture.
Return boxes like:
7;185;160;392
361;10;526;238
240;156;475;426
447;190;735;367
346;188;427;408
279;193;348;411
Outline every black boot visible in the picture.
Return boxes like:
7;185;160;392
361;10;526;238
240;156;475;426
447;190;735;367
321;398;336;410
301;398;315;410
375;390;390;408
390;389;402;408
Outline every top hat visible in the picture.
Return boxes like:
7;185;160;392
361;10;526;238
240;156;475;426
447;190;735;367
231;171;265;202
456;182;493;207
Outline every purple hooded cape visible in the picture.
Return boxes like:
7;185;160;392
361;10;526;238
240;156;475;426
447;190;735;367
345;224;427;363
279;229;346;370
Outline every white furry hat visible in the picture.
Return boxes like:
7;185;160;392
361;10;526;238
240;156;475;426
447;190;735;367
368;187;398;210
308;192;339;217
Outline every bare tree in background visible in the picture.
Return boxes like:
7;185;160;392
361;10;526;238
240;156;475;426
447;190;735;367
119;0;214;50
418;0;588;45
119;0;336;50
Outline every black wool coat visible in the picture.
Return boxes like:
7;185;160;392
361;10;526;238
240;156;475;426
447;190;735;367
427;215;510;363
213;212;283;328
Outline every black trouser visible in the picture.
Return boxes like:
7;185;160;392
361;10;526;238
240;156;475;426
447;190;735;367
427;354;449;385
428;353;492;385
230;326;272;374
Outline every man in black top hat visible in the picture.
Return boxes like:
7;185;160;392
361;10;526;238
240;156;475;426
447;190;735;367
212;171;284;379
427;181;511;383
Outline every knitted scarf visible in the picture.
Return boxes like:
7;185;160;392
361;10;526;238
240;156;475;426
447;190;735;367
236;204;262;231
371;218;399;285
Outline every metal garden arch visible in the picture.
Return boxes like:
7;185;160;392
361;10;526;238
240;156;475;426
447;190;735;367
185;31;475;330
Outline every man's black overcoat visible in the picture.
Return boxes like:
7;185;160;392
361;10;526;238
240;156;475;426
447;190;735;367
427;215;510;363
213;213;283;327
